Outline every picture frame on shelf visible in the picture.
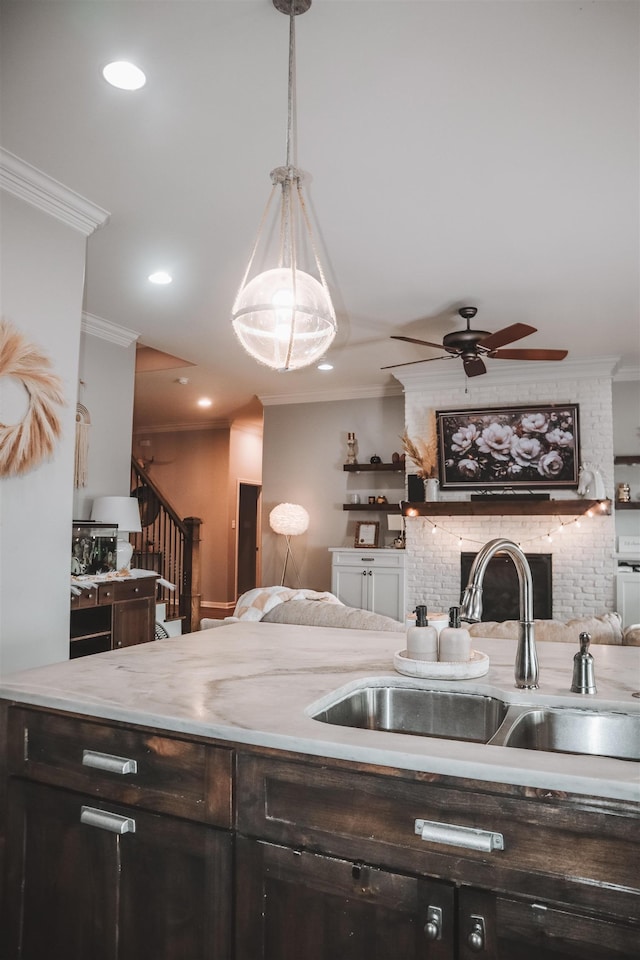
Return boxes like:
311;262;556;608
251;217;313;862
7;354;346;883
436;403;580;490
71;522;118;575
354;521;380;548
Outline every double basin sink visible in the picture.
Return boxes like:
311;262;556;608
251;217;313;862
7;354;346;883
310;685;640;762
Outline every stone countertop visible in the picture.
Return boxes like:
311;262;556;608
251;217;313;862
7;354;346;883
1;623;639;803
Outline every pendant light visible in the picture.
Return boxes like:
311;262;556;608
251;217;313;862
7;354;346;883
231;0;336;372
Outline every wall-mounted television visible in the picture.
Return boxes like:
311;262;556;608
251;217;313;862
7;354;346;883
436;403;580;491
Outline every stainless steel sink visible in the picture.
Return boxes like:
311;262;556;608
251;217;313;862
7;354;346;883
497;708;640;762
311;686;509;743
310;684;640;761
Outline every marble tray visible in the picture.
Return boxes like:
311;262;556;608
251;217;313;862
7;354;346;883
393;649;490;680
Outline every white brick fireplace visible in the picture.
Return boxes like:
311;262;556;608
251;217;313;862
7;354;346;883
393;357;618;622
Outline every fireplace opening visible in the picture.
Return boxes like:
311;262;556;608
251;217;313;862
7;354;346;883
460;552;552;621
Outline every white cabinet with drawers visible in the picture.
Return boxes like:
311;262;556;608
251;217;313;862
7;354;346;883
329;548;406;622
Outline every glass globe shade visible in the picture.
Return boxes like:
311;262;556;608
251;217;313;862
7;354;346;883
232;267;336;371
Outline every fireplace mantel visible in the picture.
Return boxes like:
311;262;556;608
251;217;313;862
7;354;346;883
403;499;611;517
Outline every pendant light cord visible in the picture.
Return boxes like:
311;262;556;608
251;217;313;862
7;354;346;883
286;2;295;170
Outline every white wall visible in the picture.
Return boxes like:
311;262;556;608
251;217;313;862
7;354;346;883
73;327;138;519
397;358;618;622
261;394;405;589
1;194;88;674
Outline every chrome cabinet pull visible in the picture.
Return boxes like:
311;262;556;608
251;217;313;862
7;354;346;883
424;905;442;941
80;806;136;834
415;819;504;852
467;915;486;952
82;749;138;775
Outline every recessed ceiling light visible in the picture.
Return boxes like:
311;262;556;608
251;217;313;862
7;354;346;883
317;359;333;371
198;398;213;408
148;271;172;285
103;61;146;90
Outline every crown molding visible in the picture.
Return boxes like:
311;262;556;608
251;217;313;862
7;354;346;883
0;148;110;236
391;356;621;391
613;364;640;382
82;313;139;347
259;382;403;407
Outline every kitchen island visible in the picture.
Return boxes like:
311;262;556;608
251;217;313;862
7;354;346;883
1;622;639;958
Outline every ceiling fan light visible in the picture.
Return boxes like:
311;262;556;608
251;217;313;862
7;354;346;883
232;267;336;371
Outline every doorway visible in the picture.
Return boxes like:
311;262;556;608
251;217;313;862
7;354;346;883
237;482;261;597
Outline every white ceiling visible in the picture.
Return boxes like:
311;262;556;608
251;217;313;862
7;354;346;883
2;0;638;430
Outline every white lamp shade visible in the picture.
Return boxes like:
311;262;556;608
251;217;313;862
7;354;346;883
90;496;142;534
232;267;336;371
269;503;309;536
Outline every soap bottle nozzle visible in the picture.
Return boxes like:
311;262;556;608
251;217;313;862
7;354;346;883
414;605;428;627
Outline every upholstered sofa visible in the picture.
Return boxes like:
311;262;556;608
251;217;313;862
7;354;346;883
201;594;639;645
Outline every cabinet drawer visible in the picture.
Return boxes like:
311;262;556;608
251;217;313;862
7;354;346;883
99;576;156;604
71;589;98;609
331;550;405;568
8;707;232;826
237;753;640;921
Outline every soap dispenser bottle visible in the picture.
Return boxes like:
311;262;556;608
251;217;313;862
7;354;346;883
406;605;438;661
439;606;472;662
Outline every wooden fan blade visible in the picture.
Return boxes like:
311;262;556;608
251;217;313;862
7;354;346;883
391;335;458;355
463;356;486;377
478;323;537;351
491;348;568;361
381;355;455;371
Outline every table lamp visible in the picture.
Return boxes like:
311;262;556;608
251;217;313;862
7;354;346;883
91;496;142;571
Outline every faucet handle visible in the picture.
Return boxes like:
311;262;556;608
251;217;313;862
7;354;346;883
571;631;596;694
578;631;591;656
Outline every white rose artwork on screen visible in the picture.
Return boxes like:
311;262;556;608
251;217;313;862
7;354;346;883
436;404;580;490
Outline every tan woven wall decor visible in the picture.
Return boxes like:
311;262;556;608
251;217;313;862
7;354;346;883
0;318;65;477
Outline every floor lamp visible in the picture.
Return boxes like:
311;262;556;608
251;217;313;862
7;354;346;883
269;503;309;587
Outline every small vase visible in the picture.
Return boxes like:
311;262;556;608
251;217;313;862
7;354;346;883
424;478;440;502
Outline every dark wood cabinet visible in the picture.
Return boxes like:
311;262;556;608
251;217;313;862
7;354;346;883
4;780;231;960
2;704;639;960
235;753;640;960
1;706;233;960
236;836;455;960
458;888;640;960
235;837;639;960
70;575;158;657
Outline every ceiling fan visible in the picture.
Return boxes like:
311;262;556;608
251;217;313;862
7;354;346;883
384;306;568;378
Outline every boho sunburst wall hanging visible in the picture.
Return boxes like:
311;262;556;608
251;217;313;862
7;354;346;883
0;318;65;477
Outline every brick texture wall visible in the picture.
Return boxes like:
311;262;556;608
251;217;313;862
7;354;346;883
396;359;617;622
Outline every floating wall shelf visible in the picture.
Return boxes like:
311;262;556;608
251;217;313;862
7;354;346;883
343;463;404;473
402;500;611;518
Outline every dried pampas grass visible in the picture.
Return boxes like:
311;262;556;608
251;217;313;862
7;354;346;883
0;318;65;477
400;412;438;479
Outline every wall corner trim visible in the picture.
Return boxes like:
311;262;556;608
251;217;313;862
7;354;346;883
0;148;110;236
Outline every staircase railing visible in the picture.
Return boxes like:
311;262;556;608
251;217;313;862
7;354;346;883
130;458;202;634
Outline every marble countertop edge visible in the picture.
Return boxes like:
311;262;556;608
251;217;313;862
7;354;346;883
1;624;639;804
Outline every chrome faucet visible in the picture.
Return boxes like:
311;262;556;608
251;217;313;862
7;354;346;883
460;538;539;689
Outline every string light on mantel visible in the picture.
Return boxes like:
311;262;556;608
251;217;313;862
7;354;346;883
404;501;610;549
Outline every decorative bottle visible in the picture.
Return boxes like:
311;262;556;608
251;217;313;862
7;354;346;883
406;605;438;661
438;606;472;662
